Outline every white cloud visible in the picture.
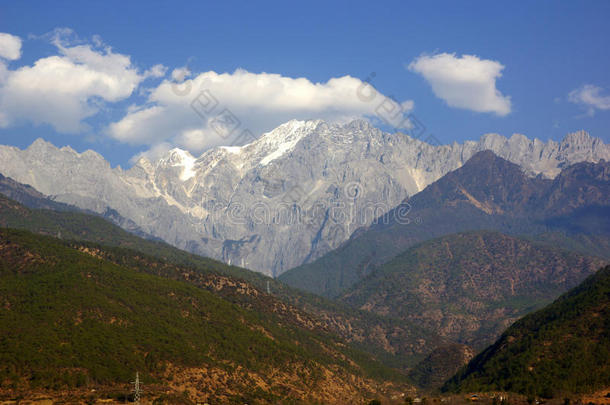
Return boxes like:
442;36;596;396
568;84;610;116
0;33;22;60
107;69;415;154
409;52;511;116
144;64;167;79
171;66;191;81
129;141;174;164
0;29;415;157
0;29;165;133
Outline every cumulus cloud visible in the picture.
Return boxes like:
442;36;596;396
0;29;164;133
0;33;22;60
107;69;415;154
409;52;511;116
568;84;610;116
0;28;415;158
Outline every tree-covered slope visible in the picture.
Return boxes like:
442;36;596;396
0;192;447;370
340;230;606;348
443;265;610;398
408;344;475;392
0;228;411;403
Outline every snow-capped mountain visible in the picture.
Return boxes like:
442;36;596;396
0;119;608;276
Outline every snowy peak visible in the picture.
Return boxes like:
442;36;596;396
158;148;197;181
256;119;322;166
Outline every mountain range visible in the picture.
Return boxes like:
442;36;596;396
0;120;608;276
280;150;610;298
1;118;609;401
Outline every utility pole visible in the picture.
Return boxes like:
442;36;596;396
267;280;271;294
131;372;142;404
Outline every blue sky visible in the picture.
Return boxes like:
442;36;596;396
0;0;609;167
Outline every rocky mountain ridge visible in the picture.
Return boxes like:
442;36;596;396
0;120;607;276
279;152;610;297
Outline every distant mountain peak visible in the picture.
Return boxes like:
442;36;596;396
452;149;526;179
158;148;197;181
27;137;56;152
563;129;592;143
478;132;507;147
26;137;107;164
255;119;322;166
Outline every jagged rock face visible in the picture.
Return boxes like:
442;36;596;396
0;120;608;276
